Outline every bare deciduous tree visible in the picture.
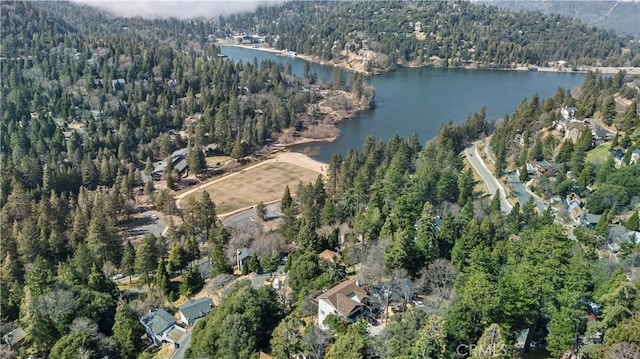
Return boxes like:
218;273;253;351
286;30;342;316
360;238;390;285
607;342;640;359
415;258;457;300
303;325;332;359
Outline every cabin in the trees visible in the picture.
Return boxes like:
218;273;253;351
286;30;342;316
317;279;368;330
236;247;254;271
1;327;26;349
140;309;186;346
178;297;214;326
318;249;342;263
151;148;189;180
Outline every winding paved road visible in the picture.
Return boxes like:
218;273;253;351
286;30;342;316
465;143;512;214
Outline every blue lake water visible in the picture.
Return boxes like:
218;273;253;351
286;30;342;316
220;45;585;162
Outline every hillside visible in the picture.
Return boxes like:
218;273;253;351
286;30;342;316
481;0;640;40
217;0;640;73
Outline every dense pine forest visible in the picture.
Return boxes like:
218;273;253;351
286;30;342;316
218;0;640;72
1;1;639;359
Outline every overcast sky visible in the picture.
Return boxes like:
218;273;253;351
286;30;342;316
74;0;281;19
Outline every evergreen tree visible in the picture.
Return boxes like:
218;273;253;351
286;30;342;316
154;260;170;295
112;300;143;359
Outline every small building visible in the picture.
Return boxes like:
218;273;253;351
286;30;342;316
630;149;640;164
561;106;577;121
2;327;26;348
236;247;254;271
318;249;342;263
179;297;214;325
317;279;368;330
112;78;126;91
583;213;602;229
140;308;182;346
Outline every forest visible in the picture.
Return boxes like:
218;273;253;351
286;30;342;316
1;1;639;359
217;0;640;72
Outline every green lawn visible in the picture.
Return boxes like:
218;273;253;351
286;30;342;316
586;142;612;168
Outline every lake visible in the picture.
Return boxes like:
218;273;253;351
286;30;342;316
220;45;585;162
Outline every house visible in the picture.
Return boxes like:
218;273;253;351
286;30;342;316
2;327;26;348
112;78;126;91
569;203;583;223
565;122;586;143
236;247;254;271
566;192;582;208
140;308;185;345
318;249;342;263
612;146;627;167
583;213;602;229
561;106;577;121
179;297;214;325
151;148;189;180
317;279;368;329
527;160;563;176
630;149;640;164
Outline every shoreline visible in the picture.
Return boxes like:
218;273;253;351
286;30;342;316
217;42;640;75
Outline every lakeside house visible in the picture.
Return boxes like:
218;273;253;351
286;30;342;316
140;308;186;346
178;297;214;325
561;106;577;121
317;279;368;330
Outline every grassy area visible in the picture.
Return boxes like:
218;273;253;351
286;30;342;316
586;142;612;168
205;155;232;166
183;162;319;214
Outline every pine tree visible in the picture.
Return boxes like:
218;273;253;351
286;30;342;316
626;210;639;230
281;185;293;211
112;300;143;359
154;260;170;295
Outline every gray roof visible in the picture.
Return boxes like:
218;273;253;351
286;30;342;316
179;297;214;323
2;327;26;346
140;309;176;336
237;248;254;262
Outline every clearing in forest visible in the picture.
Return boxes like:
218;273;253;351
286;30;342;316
183;162;320;214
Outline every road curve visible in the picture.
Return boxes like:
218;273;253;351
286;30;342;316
465;143;512;214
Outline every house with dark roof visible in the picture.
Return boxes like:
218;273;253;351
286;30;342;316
140;308;185;345
179;297;214;325
317;279;368;329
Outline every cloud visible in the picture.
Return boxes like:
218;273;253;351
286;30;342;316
73;0;280;19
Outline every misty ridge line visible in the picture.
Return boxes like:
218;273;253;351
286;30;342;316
73;0;287;20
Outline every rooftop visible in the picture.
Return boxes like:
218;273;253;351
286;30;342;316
140;308;176;336
318;279;368;317
179;297;214;323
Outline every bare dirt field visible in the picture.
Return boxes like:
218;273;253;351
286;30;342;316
181;161;320;214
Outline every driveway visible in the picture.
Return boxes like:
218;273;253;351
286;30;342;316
222;203;282;229
506;173;547;213
169;330;192;359
465;144;512;214
122;210;167;238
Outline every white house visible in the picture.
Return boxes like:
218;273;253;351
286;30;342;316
630;149;640;164
140;309;186;345
317;279;368;330
178;297;214;325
